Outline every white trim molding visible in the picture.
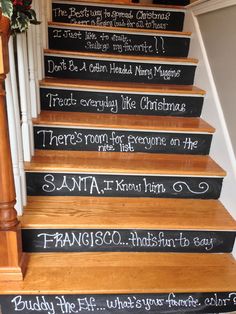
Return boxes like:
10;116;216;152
189;0;236;16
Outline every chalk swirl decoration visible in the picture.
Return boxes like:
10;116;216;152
173;181;210;195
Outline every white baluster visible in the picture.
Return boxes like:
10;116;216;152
47;0;53;22
16;33;34;161
41;0;50;50
40;0;46;49
33;0;44;83
6;75;24;216
6;38;28;215
27;25;39;118
22;33;35;154
33;24;41;115
8;37;27;207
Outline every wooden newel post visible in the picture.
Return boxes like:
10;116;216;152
0;13;27;281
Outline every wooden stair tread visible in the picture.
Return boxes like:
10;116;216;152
45;49;198;64
1;253;236;294
49;21;192;37
70;0;133;4
21;196;236;230
59;0;187;10
25;150;226;176
40;78;206;95
125;2;187;9
34;111;215;133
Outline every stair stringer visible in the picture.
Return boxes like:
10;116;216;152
184;6;236;258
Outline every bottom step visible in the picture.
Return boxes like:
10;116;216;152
0;253;236;313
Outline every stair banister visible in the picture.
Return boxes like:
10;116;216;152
0;12;27;281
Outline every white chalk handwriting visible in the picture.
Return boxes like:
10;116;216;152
9;293;236;313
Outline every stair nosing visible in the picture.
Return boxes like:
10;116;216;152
21;197;236;231
21;226;236;231
33;112;215;134
52;0;187;12
24;170;226;178
40;79;206;95
33;123;215;134
48;21;192;37
2;252;236;295
44;48;198;64
24;151;227;177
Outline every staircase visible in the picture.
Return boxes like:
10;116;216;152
1;0;236;313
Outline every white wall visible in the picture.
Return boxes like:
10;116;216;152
184;5;236;256
198;6;236;157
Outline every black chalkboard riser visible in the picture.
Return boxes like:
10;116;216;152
51;3;186;32
44;54;197;85
33;125;213;155
39;86;205;117
21;228;236;253
26;172;223;200
48;26;191;58
1;292;236;313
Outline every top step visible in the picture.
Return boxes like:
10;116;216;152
153;0;190;5
65;0;190;6
52;1;186;32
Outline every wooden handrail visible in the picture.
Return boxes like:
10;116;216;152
0;11;27;281
0;13;10;74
